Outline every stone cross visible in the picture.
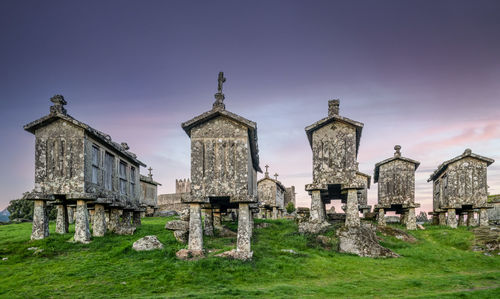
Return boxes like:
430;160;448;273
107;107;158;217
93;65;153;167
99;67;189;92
394;145;401;157
274;173;279;181
50;95;67;115
217;71;226;94
265;165;269;177
148;167;153;178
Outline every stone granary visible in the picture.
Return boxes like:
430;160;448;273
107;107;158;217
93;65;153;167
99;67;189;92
178;72;261;260
354;171;371;216
428;149;494;228
140;167;161;216
257;165;286;219
303;99;365;231
374;145;420;230
23;95;146;242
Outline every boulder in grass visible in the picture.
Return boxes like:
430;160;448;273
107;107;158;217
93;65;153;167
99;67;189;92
165;220;189;231
114;226;136;235
338;224;399;258
132;235;164;251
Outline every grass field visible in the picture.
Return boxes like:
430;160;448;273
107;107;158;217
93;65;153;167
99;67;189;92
0;217;499;298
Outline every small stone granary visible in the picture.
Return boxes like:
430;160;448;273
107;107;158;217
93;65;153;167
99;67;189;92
354;171;372;216
373;145;420;230
257;165;286;219
303;99;365;231
428;149;494;228
140;167;161;216
178;72;261;260
23;95;146;242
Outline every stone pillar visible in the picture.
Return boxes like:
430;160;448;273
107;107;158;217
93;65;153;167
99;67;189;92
122;210;132;227
362;209;370;218
310;190;326;223
458;213;466;226
438;212;447;225
467;211;477;226
74;200;91;243
400;210;408;225
133;211;141;227
203;208;214;236
188;203;203;251
345;189;360;227
67;206;75;224
266;209;272;219
31;200;49;240
92;204;106;237
378;209;386;226
447;209;457;228
236;203;251;253
479;208;489;227
258;208;265;219
406;208;416;230
108;208;121;232
56;204;69;234
432;214;439;225
213;207;222;230
272;207;278;219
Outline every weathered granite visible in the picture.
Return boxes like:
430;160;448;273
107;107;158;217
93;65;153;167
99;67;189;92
56;204;69;234
202;208;214;236
67;206;75;224
406;207;416;230
133;211;141;227
479;208;489;227
337;224;399;258
345;189;360;227
236;203;252;253
132;235;164;251
108;208;121;232
31;200;49;240
114;225;136;235
377;209;386;226
188;203;203;251
165;220;189;231
93;204;106;237
74;200;91;243
447;209;458;228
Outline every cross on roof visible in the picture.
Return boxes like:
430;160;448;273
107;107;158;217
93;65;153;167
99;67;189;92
274;173;279;181
148;167;153;178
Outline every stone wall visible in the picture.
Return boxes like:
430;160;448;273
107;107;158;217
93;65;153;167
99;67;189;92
378;159;416;207
157;193;188;212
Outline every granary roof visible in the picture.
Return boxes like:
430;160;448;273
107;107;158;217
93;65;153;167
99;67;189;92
257;177;286;192
374;145;420;183
139;174;162;186
304;100;364;156
356;171;371;189
427;149;494;182
24;95;146;167
181;104;262;173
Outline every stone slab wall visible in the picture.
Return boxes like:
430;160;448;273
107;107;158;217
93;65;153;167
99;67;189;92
378;159;416;206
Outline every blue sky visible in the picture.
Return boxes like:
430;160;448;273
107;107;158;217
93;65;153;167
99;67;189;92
1;0;499;212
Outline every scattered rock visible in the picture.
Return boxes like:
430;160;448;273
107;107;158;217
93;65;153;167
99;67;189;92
472;226;500;253
27;247;39;251
337;225;399;258
281;249;297;254
218;226;237;237
298;221;332;235
155;210;178;217
132;235;164;251
316;235;332;248
114;226;136;235
417;224;426;230
377;225;417;243
2;257;8;261
216;249;253;261
173;230;188;244
176;249;204;260
165;220;189;231
179;208;190;221
255;223;270;229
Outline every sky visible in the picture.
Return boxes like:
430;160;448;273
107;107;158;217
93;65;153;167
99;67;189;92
1;0;499;214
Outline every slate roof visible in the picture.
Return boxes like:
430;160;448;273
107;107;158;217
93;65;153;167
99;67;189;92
139;175;162;186
374;155;420;183
428;149;494;182
24;109;146;167
181;106;262;172
305;114;364;156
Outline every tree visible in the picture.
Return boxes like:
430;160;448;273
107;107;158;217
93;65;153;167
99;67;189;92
286;202;296;214
7;193;57;221
416;211;428;223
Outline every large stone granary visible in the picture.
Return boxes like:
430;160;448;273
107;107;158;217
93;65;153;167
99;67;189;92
304;99;365;229
23;95;146;242
374;145;420;230
180;72;261;259
257;165;286;219
428;149;494;228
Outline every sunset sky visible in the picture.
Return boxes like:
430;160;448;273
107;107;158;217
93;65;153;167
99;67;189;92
1;0;499;213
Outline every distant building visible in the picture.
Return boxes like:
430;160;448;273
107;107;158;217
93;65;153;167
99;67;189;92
257;166;288;219
140;167;161;216
157;179;190;212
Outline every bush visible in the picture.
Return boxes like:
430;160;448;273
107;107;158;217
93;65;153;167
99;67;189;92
7;196;56;221
286;202;296;214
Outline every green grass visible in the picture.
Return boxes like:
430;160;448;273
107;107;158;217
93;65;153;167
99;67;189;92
0;218;499;298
